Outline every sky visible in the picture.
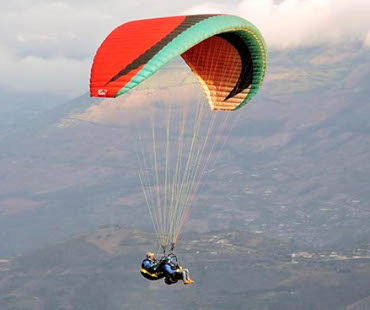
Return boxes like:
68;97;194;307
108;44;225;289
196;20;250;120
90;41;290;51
1;0;369;100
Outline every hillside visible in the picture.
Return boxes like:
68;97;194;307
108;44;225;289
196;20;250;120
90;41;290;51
0;226;369;309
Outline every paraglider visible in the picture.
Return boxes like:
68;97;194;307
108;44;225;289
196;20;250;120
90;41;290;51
140;252;164;281
162;254;194;285
90;14;266;285
140;252;194;285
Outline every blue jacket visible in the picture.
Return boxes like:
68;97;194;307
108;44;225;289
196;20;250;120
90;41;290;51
142;259;156;270
163;262;176;275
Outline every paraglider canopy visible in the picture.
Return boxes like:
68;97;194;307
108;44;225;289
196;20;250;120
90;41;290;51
90;14;266;111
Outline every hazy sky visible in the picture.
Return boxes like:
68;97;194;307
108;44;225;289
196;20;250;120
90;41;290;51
2;0;369;99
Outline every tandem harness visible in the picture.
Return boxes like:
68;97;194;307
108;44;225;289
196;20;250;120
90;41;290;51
140;253;179;281
140;257;165;281
140;267;164;280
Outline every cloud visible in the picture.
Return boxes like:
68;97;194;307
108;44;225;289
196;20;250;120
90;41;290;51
184;0;370;50
0;46;90;98
3;2;115;61
1;1;116;98
1;0;368;98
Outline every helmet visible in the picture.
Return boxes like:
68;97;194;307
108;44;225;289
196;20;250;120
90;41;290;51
146;252;155;259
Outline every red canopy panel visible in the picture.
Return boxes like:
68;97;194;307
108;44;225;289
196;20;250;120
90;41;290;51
90;16;187;97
